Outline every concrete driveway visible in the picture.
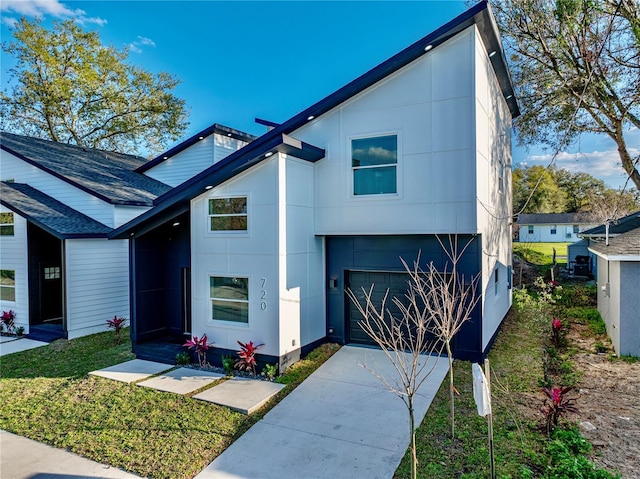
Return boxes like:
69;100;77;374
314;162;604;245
195;345;448;479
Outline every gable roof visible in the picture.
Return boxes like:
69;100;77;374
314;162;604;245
588;226;640;260
136;123;257;174
1;131;171;206
580;210;640;237
517;213;594;225
0;182;112;239
109;1;517;239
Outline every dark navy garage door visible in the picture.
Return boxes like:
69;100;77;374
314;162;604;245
347;270;413;345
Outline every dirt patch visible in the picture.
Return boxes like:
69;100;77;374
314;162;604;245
569;327;640;478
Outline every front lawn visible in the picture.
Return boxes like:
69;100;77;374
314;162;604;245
0;330;339;479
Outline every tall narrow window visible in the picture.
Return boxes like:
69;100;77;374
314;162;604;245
208;197;247;232
352;135;397;195
0;212;14;236
573;225;580;234
0;270;15;301
527;225;534;235
494;268;499;296
210;276;249;323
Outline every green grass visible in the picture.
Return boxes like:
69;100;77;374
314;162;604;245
514;242;571;266
0;330;340;478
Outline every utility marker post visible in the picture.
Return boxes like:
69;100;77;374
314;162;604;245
472;361;495;479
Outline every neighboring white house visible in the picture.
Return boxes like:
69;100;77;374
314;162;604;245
111;1;519;366
589;226;640;357
517;213;597;243
0;125;252;341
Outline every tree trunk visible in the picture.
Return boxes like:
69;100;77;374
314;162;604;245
615;124;640;191
409;396;417;479
447;340;455;438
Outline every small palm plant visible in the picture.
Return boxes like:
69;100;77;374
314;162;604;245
235;340;264;377
106;315;127;343
542;386;578;434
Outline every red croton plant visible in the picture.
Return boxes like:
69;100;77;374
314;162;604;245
235;340;264;377
106;315;128;343
183;334;211;367
542;386;578;434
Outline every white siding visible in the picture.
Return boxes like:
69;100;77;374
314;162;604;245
191;156;282;356
472;26;513;350
0;208;29;332
0;150;115;227
518;224;596;243
145;133;248;187
114;206;151;228
65;238;130;339
290;27;477;236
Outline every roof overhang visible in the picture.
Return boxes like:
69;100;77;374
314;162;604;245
588;247;640;262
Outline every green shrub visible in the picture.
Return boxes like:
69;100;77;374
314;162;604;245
175;352;190;366
547;428;620;478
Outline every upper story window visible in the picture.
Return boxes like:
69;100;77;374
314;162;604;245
352;135;397;196
528;225;534;235
550;225;557;235
0;212;14;236
208;197;247;232
210;276;249;323
0;269;15;301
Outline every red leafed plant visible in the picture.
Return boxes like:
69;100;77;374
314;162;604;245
106;315;128;343
183;334;212;367
551;317;564;348
235;340;264;377
1;310;16;334
542;386;578;434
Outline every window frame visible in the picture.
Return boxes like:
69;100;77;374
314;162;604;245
550;225;557;235
207;196;248;234
209;275;250;324
527;225;534;235
0;212;15;236
494;268;499;296
573;224;580;234
0;269;16;302
350;133;400;198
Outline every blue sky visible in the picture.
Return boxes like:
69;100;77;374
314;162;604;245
1;0;637;188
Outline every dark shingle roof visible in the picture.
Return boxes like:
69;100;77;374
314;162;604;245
1;131;171;206
589;226;640;258
517;213;593;225
0;182;112;238
580;211;640;237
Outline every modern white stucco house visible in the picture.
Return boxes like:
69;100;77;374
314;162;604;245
0;125;253;341
110;1;518;366
589;226;640;357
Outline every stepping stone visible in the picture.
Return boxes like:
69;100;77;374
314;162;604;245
137;367;224;395
89;359;172;383
194;377;285;414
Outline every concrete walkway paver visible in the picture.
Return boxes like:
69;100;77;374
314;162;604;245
195;345;449;479
89;359;173;383
0;337;48;357
194;377;285;414
0;430;143;479
137;367;224;394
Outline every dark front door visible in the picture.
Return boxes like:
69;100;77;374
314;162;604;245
40;262;63;323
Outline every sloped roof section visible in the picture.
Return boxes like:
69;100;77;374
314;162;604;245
517;213;593;225
589;226;640;259
1;132;171;206
109;0;516;239
0;182;112;238
580;211;640;237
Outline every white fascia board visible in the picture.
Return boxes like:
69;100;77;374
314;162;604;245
588;247;640;262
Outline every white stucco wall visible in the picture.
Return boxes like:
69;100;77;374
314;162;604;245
290;27;478;236
0;207;29;332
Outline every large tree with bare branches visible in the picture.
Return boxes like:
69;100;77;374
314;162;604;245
493;0;640;190
0;17;188;156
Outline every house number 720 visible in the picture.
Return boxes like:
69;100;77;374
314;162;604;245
260;278;267;310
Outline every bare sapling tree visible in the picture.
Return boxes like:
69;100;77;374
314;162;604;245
419;235;481;438
346;257;443;479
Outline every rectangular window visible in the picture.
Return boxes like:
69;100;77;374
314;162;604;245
352;135;397;195
550;225;557;235
44;267;61;280
527;225;534;235
573;225;580;234
210;276;249;323
494;268;499;296
208;197;247;232
0;212;14;236
0;270;15;301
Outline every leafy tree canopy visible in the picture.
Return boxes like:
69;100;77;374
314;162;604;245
494;0;640;190
0;17;189;156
